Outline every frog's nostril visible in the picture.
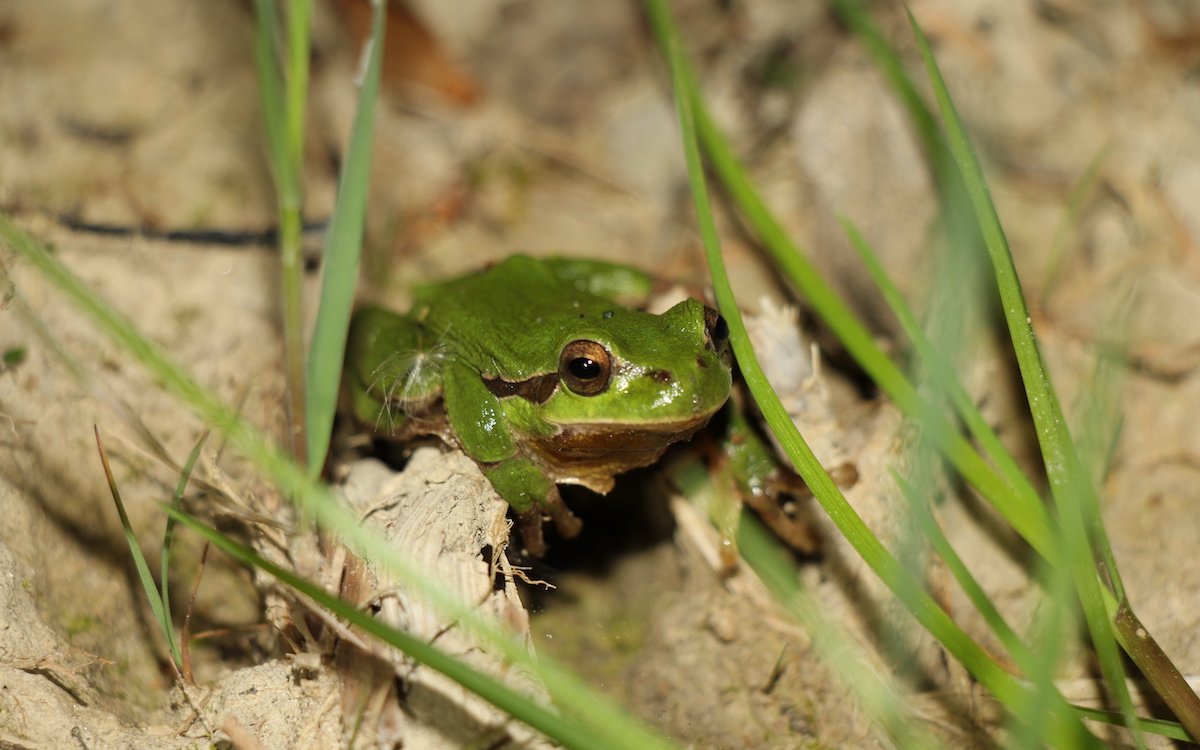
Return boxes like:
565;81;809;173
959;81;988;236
649;369;672;384
696;356;707;369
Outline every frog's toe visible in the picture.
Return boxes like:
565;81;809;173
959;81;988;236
551;509;583;539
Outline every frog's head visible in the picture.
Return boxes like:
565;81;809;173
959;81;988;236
537;297;732;430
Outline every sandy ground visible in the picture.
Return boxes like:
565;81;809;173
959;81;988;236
2;0;1199;747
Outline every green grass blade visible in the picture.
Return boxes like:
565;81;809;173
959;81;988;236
685;1;1047;574
164;507;621;750
1;214;679;750
1010;551;1079;749
159;432;207;658
1041;145;1111;302
834;9;1195;741
904;9;1143;745
1071;706;1193;743
1069;295;1132;602
283;0;312;179
253;0;312;466
827;0;942;169
305;0;385;476
251;0;285;185
641;1;1097;745
279;0;313;467
890;472;1028;664
94;426;181;669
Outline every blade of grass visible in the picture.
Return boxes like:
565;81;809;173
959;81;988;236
904;9;1144;745
1113;602;1200;743
1069;290;1134;602
642;1;1099;745
253;0;312;467
283;1;312;177
826;0;942;174
281;0;313;468
164;507;617;750
1013;547;1080;749
890;472;1029;664
688;0;1064;583
1;214;680;750
160;431;208;671
180;540;209;685
859;204;1081;745
251;0;285;184
305;0;385;476
1040;145;1112;303
841;208;1080;733
95;426;181;669
1070;706;1192;743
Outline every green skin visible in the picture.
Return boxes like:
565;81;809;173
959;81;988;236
344;255;733;553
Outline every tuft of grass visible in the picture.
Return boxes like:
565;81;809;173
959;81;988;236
643;0;1095;745
645;0;1200;744
907;8;1144;744
94;427;206;671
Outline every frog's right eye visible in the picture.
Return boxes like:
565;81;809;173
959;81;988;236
703;306;729;347
559;340;612;396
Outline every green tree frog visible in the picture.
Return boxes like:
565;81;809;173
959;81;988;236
344;255;732;554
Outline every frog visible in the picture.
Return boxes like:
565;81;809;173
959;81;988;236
344;254;733;555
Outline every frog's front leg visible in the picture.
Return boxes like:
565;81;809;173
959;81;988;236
345;306;443;435
479;458;582;556
442;360;581;555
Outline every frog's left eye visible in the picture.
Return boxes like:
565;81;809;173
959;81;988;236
559;340;612;396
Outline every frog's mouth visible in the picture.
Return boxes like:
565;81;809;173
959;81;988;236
523;407;721;494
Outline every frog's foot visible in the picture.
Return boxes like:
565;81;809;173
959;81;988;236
514;486;582;557
742;492;822;556
744;461;858;557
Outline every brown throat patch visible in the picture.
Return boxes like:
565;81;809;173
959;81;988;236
524;415;715;493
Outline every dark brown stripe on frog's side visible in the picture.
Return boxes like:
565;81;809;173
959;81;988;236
482;372;559;404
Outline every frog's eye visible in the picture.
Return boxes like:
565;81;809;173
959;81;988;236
559;340;612;396
703;306;730;347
